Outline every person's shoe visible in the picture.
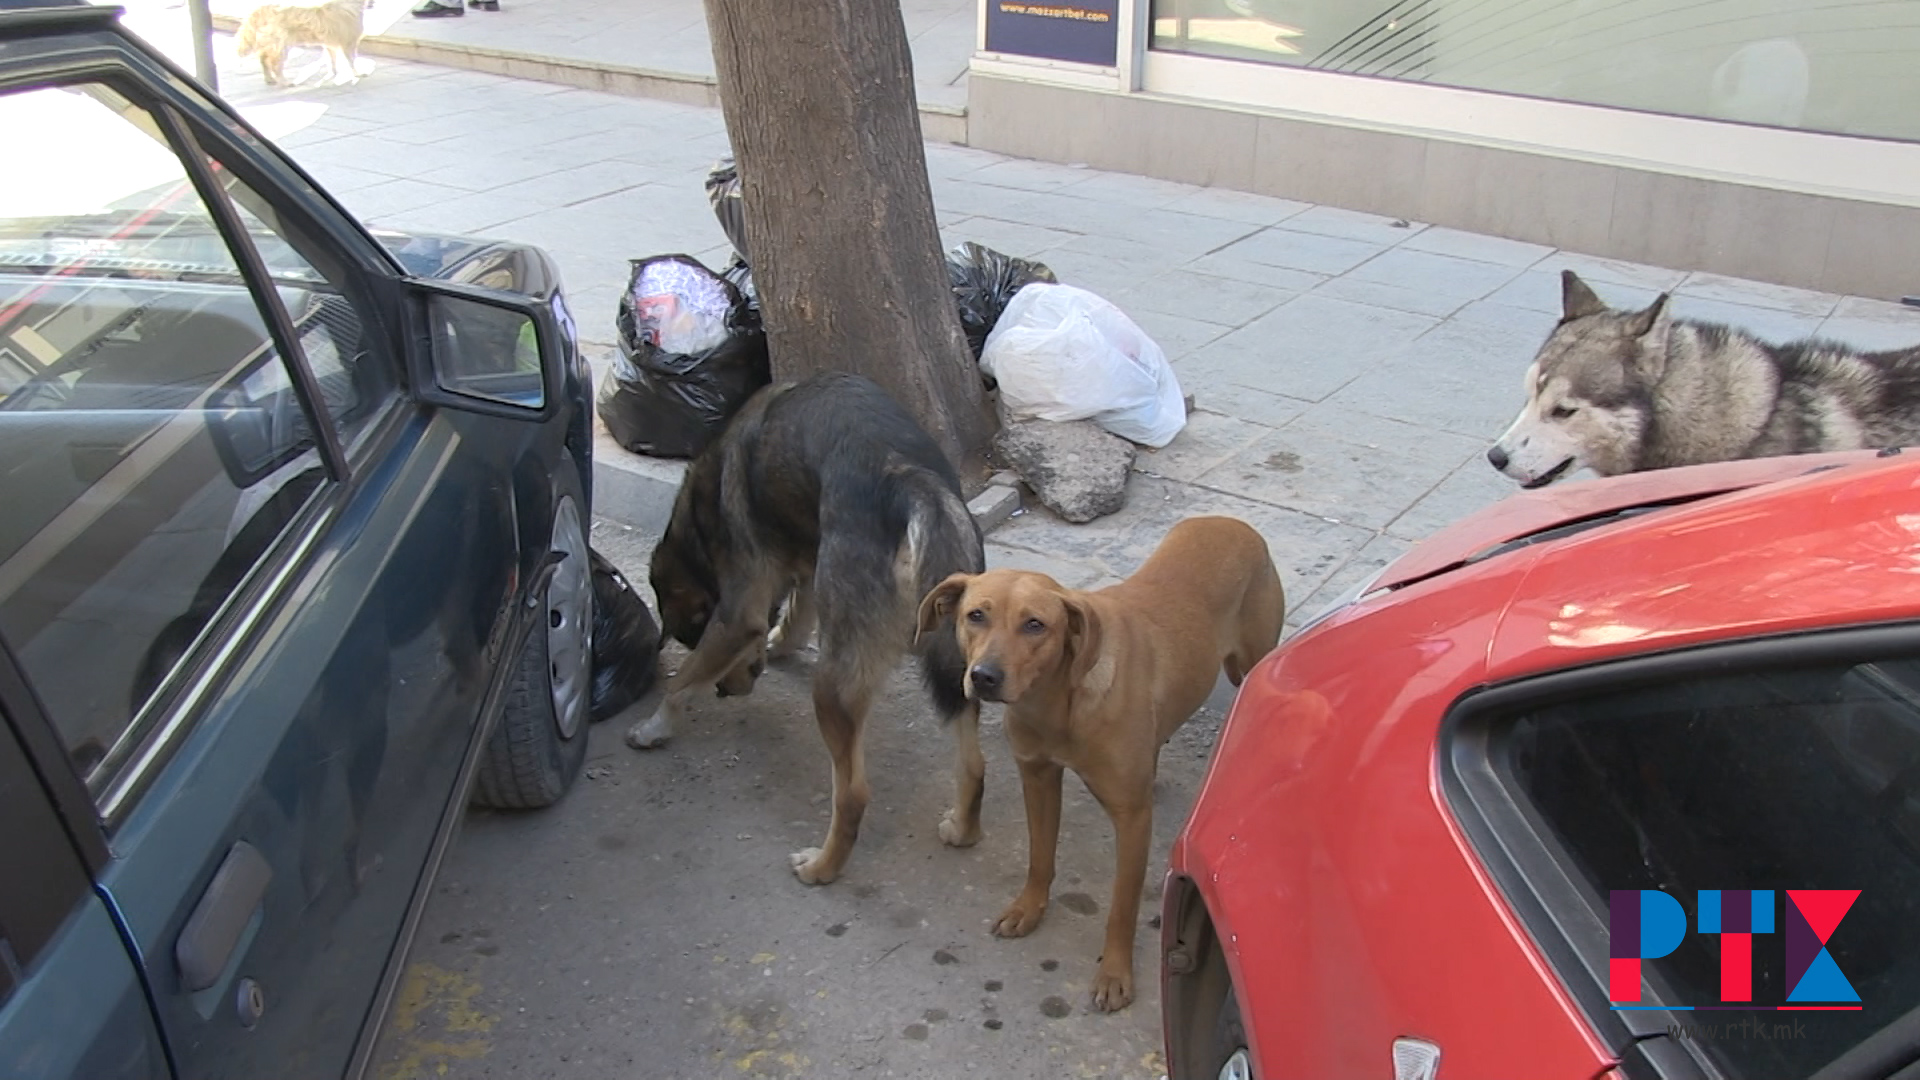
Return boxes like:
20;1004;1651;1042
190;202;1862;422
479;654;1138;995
410;0;463;16
468;0;499;10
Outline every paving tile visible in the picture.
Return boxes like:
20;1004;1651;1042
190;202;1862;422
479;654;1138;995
1311;276;1472;320
1398;226;1553;268
1056;172;1202;211
932;176;1034;220
1160;187;1311;227
1111;268;1299;327
981;540;1115;591
990;193;1263;259
1534;251;1689;293
1667;296;1824;344
1816;296;1920;351
332;177;478;225
1326;317;1544;440
1448;298;1560;342
1385;455;1518;543
1675;272;1840;319
925;143;1013;180
1098;475;1377;606
1180;294;1440;403
1131;411;1272;483
1188;388;1310;430
1183;253;1328;294
1288;531;1414;631
1484;268;1661;316
1195;407;1482;530
1021;248;1164;300
1124;308;1233;364
965;158;1093;194
1342;247;1527;303
1213;228;1387;277
1272;204;1426;245
943;217;1082;260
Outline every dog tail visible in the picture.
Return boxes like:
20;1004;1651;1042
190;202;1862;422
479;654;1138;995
890;469;983;722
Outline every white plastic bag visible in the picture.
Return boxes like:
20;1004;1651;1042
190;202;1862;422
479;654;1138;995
979;283;1186;448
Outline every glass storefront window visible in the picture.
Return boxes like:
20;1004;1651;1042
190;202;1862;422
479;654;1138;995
1148;0;1920;142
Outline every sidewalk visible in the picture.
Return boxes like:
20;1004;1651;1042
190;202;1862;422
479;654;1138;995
127;0;974;133
182;42;1920;627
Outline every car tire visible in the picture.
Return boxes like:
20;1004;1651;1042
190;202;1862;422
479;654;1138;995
470;483;592;809
1207;983;1253;1080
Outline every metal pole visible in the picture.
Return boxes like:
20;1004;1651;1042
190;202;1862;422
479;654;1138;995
186;0;218;92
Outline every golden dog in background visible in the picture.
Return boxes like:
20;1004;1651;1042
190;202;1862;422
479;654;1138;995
235;0;365;87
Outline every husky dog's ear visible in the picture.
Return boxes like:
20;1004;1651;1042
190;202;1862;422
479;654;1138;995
1628;293;1674;381
1560;270;1608;321
915;574;971;644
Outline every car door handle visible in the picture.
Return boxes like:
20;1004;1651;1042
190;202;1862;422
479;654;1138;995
175;841;272;992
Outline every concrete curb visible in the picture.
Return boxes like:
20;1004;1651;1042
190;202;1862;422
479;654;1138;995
210;15;970;144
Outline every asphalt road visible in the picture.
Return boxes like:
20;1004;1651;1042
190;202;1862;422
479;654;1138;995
370;517;1231;1080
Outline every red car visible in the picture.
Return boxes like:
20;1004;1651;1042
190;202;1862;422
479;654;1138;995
1161;448;1920;1080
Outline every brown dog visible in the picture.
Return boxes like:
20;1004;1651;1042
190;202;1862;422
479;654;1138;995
916;515;1284;1011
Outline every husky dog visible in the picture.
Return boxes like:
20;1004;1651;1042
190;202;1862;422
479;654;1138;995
1488;270;1920;487
627;373;987;887
234;0;365;87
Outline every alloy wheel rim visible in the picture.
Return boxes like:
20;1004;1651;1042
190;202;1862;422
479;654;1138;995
547;494;590;740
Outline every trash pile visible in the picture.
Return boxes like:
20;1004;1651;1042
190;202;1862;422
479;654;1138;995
593;156;1189;521
596;254;769;460
588;546;661;723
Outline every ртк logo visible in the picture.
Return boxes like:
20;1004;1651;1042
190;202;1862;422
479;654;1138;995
1610;890;1861;1010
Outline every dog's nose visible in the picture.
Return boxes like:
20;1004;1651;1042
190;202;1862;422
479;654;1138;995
1487;445;1509;471
969;663;1003;699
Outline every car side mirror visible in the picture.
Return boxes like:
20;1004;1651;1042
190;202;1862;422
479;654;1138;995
405;279;564;418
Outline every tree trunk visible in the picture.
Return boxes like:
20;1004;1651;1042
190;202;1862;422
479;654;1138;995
704;0;993;484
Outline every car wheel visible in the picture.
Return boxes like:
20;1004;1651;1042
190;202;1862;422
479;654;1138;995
1207;982;1253;1080
471;485;592;809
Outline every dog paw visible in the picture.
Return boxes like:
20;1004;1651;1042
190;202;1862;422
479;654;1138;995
937;809;982;848
1091;963;1134;1012
789;848;839;886
991;897;1046;938
766;624;809;662
624;711;672;750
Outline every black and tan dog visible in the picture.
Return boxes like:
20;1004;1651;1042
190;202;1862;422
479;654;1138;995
917;516;1284;1010
626;373;987;885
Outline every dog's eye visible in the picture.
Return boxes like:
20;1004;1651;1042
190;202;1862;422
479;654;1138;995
966;609;986;624
1022;618;1045;634
1548;404;1578;419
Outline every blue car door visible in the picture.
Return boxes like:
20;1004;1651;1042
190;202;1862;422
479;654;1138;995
0;685;170;1080
0;59;526;1079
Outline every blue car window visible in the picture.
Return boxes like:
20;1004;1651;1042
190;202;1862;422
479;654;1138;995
0;82;388;800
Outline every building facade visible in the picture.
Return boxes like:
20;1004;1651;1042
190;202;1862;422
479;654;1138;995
969;0;1920;298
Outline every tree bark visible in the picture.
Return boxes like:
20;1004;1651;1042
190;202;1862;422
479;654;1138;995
704;0;993;484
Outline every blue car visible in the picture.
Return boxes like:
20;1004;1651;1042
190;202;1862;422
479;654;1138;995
0;3;597;1076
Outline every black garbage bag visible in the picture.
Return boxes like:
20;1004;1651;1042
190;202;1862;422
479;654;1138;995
596;254;771;459
589;546;662;723
719;255;756;313
706;156;750;264
946;241;1057;360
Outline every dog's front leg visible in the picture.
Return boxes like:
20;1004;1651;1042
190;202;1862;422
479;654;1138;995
624;616;765;750
1091;802;1153;1012
992;756;1062;937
